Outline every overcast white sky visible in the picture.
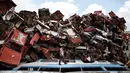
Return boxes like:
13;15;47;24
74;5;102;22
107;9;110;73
12;0;130;31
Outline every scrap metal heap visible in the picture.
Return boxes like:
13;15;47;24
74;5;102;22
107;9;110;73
0;8;129;68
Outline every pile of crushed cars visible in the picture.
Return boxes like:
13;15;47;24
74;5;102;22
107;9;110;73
0;8;129;69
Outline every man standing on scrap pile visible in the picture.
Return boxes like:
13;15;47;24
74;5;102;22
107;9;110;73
59;47;67;65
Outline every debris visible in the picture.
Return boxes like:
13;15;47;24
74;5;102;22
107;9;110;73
0;1;129;68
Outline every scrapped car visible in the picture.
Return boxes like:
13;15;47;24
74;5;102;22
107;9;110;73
0;28;27;66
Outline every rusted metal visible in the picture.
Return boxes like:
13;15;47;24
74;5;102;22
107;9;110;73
0;3;129;68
